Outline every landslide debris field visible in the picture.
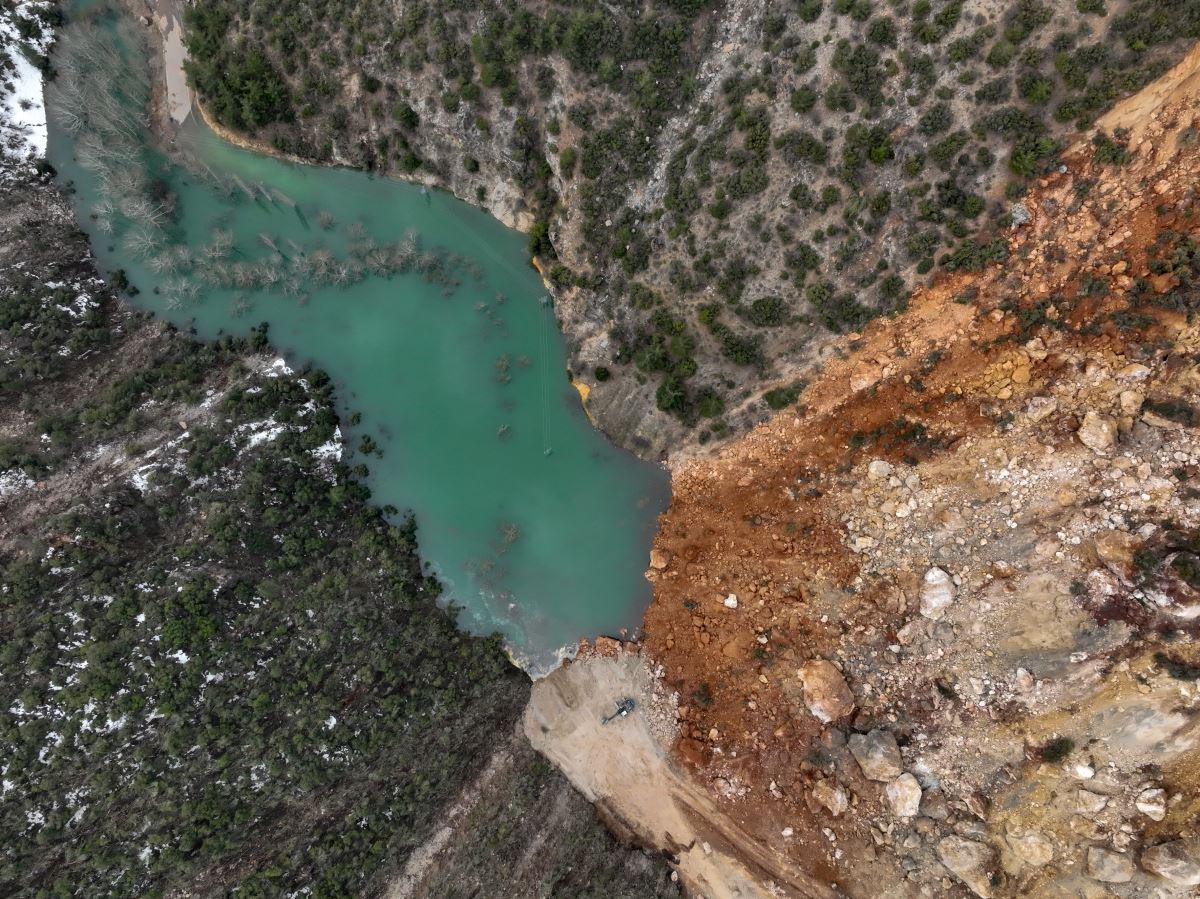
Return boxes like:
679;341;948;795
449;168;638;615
538;41;1200;899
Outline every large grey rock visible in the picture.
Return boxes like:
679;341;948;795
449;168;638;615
919;566;955;620
811;778;849;817
884;772;922;817
937;836;998;898
1076;789;1109;814
1006;830;1054;868
1077;411;1117;453
1087;847;1134;883
848;728;903;781
1141;838;1200;886
797;660;855;723
1135;787;1167;821
919;786;949;820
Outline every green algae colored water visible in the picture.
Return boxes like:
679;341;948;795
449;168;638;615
46;6;668;674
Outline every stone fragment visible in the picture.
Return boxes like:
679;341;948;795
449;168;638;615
1120;390;1144;415
1143;410;1185;430
1078;411;1117;452
1141;838;1200;886
919;567;955;620
920;787;949;820
850;364;882;392
649;548;670;570
848;729;903;781
1087;847;1134;883
797;660;855;723
867;459;893;480
1006;830;1054;868
812;778;849;817
937;836;998;898
1024;337;1048;360
723;594;738;609
885;773;922;818
1076;790;1109;814
1094;530;1139;581
1116;362;1150;379
1135;787;1167;821
1015;667;1035;692
1025;395;1057;422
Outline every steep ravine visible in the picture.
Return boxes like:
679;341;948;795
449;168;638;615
531;44;1200;898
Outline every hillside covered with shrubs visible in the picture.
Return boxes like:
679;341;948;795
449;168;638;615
182;0;1200;453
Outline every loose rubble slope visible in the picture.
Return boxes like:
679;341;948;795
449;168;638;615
535;39;1200;899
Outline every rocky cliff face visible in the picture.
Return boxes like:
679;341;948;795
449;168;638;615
532;43;1200;898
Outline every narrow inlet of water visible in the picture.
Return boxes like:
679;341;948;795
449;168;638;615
46;5;669;674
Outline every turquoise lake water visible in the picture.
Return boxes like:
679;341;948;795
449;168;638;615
46;5;668;674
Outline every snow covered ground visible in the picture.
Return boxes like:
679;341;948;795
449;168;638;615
0;1;53;160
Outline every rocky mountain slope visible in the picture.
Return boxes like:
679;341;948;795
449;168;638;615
175;0;1200;457
531;41;1200;898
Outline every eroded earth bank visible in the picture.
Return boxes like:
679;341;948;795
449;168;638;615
528;44;1200;899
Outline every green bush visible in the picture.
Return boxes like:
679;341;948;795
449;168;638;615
528;219;555;258
798;0;824;22
867;17;898;47
746;296;789;327
184;7;292;131
918;102;954;135
559;146;577;176
393;103;422;129
774;129;828;165
790;84;820;113
1092;131;1130;164
763;381;805;408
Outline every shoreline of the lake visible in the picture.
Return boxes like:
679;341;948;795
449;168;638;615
57;0;672;677
139;0;537;235
140;0;605;454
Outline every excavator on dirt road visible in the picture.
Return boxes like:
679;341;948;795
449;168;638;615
602;697;636;724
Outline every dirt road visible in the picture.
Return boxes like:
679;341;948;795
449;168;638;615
524;651;844;899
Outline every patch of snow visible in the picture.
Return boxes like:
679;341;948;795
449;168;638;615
101;715;126;732
37;730;62;764
166;649;190;664
0;2;51;159
0;468;34;496
263;357;294;377
129;464;157;494
244;420;286;448
312;426;343;463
